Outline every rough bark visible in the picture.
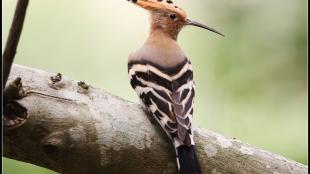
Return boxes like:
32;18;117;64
3;64;308;174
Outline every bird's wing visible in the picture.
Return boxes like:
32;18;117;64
170;61;195;146
128;59;194;146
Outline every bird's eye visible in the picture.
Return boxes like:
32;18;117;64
169;14;176;20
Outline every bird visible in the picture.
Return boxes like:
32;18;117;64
127;0;224;173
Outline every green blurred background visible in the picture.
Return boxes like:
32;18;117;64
2;0;308;173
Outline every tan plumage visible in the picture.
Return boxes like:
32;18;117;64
129;30;186;67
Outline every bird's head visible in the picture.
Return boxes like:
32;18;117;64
128;0;224;40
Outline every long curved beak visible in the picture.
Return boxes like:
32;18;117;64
186;19;225;37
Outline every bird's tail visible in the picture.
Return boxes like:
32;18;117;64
175;145;202;174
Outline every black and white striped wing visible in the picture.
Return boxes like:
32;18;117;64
128;59;195;146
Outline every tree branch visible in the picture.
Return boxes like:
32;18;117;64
3;64;308;174
2;0;29;89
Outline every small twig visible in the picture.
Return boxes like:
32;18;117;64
2;0;29;89
50;73;62;84
77;81;89;90
48;73;65;90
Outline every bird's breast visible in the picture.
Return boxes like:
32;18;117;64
129;43;188;69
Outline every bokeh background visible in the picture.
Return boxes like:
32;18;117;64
2;0;308;173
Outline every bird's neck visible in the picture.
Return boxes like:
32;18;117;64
141;30;186;67
150;27;180;41
146;29;181;50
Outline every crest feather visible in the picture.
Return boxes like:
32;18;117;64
128;0;187;19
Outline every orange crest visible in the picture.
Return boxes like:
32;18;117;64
128;0;187;20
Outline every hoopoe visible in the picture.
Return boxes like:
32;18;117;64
127;0;224;173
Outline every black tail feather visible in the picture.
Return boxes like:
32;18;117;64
176;145;202;174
